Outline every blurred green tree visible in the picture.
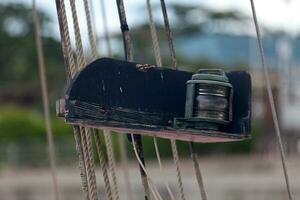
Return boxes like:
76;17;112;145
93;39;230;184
0;4;65;106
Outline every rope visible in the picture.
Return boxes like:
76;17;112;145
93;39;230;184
170;139;186;200
54;1;90;199
116;0;133;61
83;0;98;59
99;0;112;56
146;0;162;67
83;127;99;200
160;0;177;69
115;1;151;199
69;1;99;199
55;0;76;79
189;143;207;200
104;130;120;200
118;134;133;200
153;138;176;200
32;1;59;199
249;1;293;199
74;127;91;200
131;134;163;200
146;1;186;199
94;130;113;200
157;1;207;198
69;0;86;68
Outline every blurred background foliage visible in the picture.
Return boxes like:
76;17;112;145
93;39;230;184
0;3;261;167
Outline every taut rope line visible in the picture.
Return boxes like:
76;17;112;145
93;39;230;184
145;1;185;199
115;0;151;199
94;130;113;200
104;130;120;200
157;1;207;199
32;1;59;199
54;0;89;199
69;0;99;199
249;0;293;199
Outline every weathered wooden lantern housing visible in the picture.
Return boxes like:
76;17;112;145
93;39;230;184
56;58;252;143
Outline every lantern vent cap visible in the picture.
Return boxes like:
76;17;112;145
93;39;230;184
191;69;229;83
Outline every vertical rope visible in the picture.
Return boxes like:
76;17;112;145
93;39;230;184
158;1;207;198
170;139;186;200
146;1;186;199
74;127;91;200
146;0;162;67
69;1;99;199
94;130;113;200
160;0;177;69
249;1;293;199
131;135;163;200
82;2;125;200
83;0;98;59
103;130;120;200
99;0;112;56
118;134;133;200
69;0;86;68
54;1;89;199
115;1;150;199
189;143;207;200
153;138;176;200
32;1;59;199
116;0;133;61
55;0;76;78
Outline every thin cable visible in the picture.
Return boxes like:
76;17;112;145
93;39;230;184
153;138;176;200
104;130;120;200
249;1;293;199
189;143;207;200
94;130;113;200
54;1;90;199
32;1;59;199
160;0;177;69
83;0;98;59
131;134;163;200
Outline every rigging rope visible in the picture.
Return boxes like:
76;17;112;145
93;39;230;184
155;0;208;198
153;138;176;200
82;1;123;198
249;1;293;199
131;135;163;200
68;1;99;199
32;1;59;199
160;0;177;69
145;1;185;199
188;143;207;200
83;0;98;59
94;130;113;200
54;1;90;199
104;130;120;200
115;1;151;199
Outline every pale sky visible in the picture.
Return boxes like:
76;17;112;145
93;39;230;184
2;0;300;52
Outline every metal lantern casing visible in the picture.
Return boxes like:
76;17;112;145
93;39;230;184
174;69;233;131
